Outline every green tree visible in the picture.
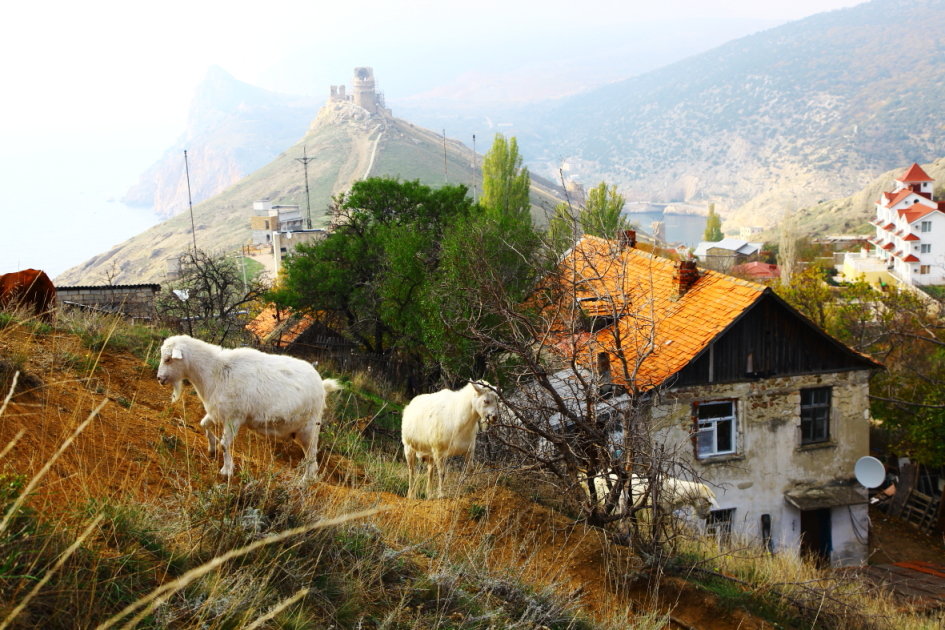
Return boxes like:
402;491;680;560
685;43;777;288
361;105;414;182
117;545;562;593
480;134;531;222
580;181;629;239
703;203;723;242
270;177;473;385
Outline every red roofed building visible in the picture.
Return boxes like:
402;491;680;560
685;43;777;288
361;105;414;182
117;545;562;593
543;236;879;566
866;162;945;286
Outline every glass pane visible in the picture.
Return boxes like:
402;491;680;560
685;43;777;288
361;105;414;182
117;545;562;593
717;419;733;452
698;401;733;420
697;428;714;456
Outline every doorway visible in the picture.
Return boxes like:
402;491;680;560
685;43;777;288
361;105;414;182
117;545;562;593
800;508;832;565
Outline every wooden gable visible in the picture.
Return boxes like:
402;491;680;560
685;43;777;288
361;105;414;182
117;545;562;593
672;290;879;387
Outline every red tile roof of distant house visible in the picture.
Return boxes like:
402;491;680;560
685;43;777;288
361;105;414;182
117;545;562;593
732;261;781;281
898;163;933;182
904;233;920;241
887;189;914;208
901;207;939;224
883;242;895;250
903;254;920;262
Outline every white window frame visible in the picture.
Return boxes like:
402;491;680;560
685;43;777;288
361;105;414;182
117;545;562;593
695;400;737;458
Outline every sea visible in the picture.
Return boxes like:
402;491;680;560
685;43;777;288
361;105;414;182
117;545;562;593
627;211;707;248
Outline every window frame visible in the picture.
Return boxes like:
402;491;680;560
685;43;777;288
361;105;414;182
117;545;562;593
706;508;735;544
694;400;737;459
800;387;831;445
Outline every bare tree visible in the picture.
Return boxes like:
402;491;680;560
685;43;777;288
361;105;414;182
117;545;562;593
436;227;702;558
156;249;269;346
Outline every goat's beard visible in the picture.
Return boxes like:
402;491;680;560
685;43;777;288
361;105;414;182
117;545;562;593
170;379;183;403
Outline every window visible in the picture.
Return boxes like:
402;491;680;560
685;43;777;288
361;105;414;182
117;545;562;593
706;508;735;544
921;220;932;233
921;244;932;253
800;387;831;444
695;401;736;458
921;265;931;275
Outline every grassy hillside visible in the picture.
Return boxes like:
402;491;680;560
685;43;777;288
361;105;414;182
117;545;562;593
58;103;563;286
0;307;940;628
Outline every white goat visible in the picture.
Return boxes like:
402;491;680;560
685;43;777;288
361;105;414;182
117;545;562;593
580;470;719;520
401;381;499;499
156;334;341;479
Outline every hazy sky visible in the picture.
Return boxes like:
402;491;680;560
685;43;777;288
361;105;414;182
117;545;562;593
0;0;866;279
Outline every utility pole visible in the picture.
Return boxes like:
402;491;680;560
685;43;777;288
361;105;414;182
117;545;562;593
442;129;448;184
184;150;197;255
472;133;478;203
296;146;314;229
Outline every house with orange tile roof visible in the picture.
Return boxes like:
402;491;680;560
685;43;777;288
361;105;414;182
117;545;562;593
863;162;945;286
543;235;879;566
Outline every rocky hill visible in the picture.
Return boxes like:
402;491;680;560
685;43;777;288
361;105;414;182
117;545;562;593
514;0;945;230
121;66;317;219
58;103;563;285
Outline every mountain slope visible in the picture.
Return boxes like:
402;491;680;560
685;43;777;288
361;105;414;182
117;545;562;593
122;66;317;218
58;103;563;285
789;156;945;237
517;0;945;228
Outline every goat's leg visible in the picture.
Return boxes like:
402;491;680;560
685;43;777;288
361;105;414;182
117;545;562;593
296;420;321;481
434;454;447;499
199;414;218;457
405;446;417;499
219;420;238;477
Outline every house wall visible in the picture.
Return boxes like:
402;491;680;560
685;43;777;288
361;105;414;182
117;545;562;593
650;368;871;566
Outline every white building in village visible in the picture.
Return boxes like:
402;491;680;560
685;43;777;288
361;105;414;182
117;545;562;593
850;163;945;287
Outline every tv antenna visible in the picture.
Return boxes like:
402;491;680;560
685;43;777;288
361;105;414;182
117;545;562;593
296;146;315;229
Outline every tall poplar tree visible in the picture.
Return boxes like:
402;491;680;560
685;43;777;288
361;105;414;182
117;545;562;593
703;203;723;242
480;133;531;222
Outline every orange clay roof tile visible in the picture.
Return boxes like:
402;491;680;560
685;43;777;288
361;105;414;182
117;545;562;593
552;236;765;392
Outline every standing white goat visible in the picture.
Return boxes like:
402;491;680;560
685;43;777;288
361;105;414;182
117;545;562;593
156;334;341;479
401;381;499;499
580;470;718;520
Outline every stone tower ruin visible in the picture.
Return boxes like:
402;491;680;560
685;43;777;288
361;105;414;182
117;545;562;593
352;67;377;114
328;67;390;117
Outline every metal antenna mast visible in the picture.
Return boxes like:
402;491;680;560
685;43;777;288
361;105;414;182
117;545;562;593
442;129;448;183
472;133;478;203
296;146;315;229
184;150;197;254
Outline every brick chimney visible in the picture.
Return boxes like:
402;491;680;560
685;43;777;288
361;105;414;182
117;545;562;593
620;229;636;249
675;259;699;296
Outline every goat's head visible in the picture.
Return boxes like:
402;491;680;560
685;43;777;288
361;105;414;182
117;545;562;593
157;336;187;402
686;484;719;520
470;381;500;427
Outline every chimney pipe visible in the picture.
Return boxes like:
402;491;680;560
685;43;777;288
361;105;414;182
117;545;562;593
675;259;699;296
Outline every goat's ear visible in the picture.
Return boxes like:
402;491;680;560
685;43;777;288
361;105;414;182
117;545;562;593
171;347;183;360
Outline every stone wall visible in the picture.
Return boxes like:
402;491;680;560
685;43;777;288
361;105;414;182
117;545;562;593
57;284;161;321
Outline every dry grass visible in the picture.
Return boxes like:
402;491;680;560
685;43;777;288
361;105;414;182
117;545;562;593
0;305;940;629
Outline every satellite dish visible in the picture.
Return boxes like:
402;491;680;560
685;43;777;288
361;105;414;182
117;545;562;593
854;456;886;489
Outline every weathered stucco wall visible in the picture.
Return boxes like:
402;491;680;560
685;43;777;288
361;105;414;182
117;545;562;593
650;369;872;566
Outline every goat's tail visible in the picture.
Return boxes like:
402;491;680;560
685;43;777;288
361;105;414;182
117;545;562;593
322;378;343;396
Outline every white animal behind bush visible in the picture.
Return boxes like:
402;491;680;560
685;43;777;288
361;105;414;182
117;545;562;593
581;470;718;520
401;381;499;499
156;334;341;479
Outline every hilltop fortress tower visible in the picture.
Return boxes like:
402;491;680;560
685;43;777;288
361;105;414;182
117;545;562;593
329;67;390;117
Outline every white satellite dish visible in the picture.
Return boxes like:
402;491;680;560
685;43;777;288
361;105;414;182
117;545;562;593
854;456;886;489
